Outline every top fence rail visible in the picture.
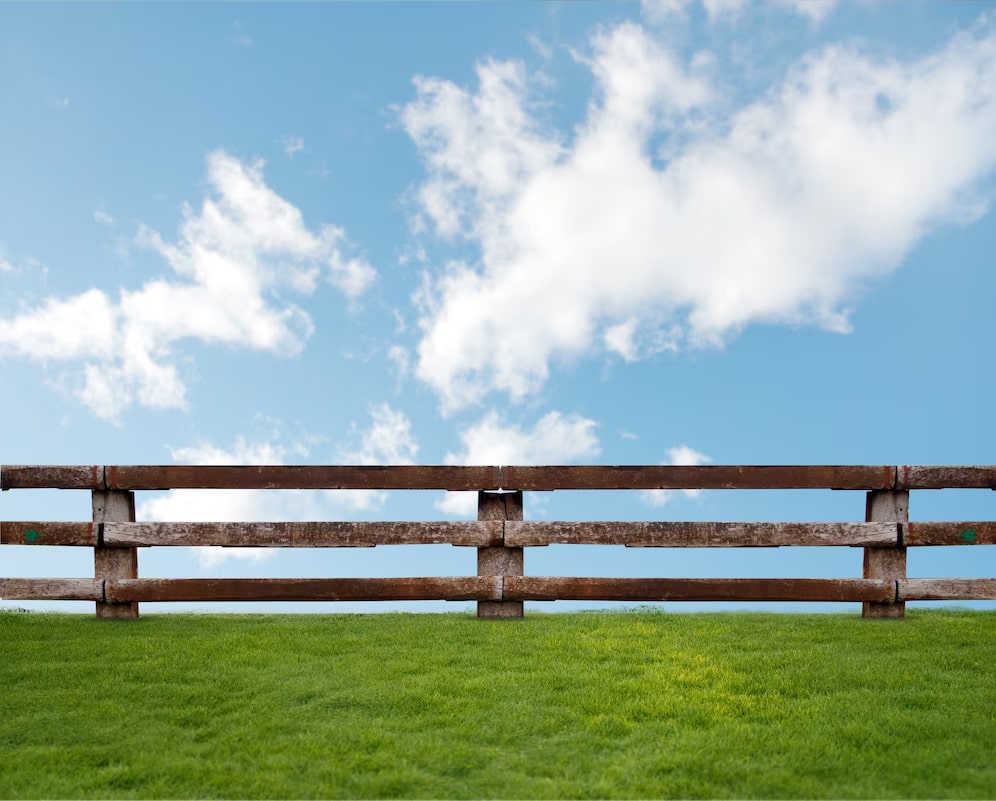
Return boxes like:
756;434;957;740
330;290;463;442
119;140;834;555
3;465;995;492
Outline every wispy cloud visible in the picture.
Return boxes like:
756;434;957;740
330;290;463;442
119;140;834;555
641;0;837;24
0;151;376;420
94;209;115;227
282;135;305;158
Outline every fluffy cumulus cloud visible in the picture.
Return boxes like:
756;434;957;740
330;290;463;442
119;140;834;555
140;405;417;567
0;151;375;420
642;444;712;507
403;17;996;413
437;410;600;517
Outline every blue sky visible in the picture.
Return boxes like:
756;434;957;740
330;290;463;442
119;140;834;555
1;0;994;613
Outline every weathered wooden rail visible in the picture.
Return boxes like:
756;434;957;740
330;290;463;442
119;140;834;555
1;464;994;619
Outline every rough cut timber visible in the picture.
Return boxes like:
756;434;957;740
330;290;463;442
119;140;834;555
504;577;895;602
93;490;138;619
477;491;524;618
499;465;897;491
504;521;898;547
897;579;996;601
904;522;996;546
1;465;103;490
863;490;908;619
0;521;96;546
105;577;502;603
102;465;501;491
102;521;502;548
896;465;996;489
4;464;995;491
0;578;103;601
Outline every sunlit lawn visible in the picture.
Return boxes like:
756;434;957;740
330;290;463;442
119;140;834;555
1;609;994;799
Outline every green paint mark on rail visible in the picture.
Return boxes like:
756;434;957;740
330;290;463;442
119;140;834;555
24;529;45;543
959;529;977;544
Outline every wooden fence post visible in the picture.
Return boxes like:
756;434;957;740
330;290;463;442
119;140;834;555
477;491;524;619
93;489;138;619
862;490;908;618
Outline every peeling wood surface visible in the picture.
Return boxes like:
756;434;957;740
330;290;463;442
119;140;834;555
1;465;103;490
0;578;103;601
4;464;995;491
0;521;96;546
103;465;501;491
897;465;996;490
500;465;896;491
904;522;996;546
504;577;894;602
477;491;524;618
105;577;501;603
862;490;908;619
505;521;898;547
93;490;138;619
102;521;502;548
898;579;996;601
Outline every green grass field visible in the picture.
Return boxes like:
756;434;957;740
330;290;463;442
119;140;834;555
1;609;994;799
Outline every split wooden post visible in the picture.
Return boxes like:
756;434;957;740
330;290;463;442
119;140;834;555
93;489;138;619
862;489;908;618
477;491;524;618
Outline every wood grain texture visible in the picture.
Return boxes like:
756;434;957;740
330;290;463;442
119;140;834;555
0;578;103;601
102;465;500;491
104;577;502;603
0;521;96;546
499;465;896;491
904;522;996;546
505;521;898;547
898;579;996;601
93;490;138;619
897;465;996;490
863;490;908;619
102;521;502;548
1;465;103;490
478;491;524;619
5;464;994;491
503;577;895;602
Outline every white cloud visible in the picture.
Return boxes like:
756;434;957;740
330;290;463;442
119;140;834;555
140;406;418;568
0;253;13;273
324;226;378;298
641;0;836;24
781;0;837;24
283;135;305;158
335;402;420;511
341;403;419;465
640;0;693;24
702;0;748;21
437;410;600;517
404;17;996;413
642;444;712;507
387;344;411;378
0;151;376;420
94;209;115;227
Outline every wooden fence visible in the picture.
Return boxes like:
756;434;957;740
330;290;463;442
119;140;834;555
1;464;994;619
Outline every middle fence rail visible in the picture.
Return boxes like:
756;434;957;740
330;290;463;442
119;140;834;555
1;464;995;620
